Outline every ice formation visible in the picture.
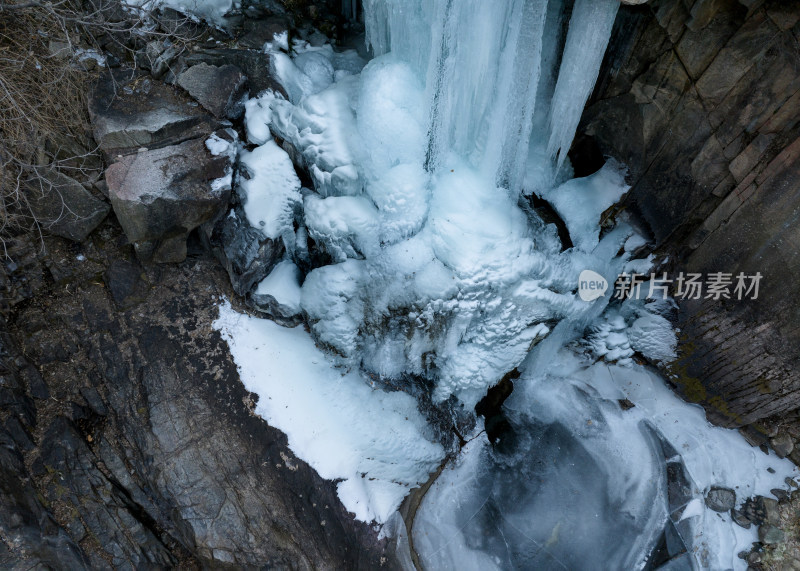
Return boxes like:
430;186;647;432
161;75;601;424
247;0;634;409
210;0;799;568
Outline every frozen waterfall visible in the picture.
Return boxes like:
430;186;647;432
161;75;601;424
213;0;800;569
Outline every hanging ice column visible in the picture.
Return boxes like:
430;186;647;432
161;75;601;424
547;0;620;173
364;0;620;192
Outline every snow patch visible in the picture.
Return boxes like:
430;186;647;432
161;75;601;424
213;300;445;524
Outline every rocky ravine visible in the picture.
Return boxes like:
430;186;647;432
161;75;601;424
0;4;401;569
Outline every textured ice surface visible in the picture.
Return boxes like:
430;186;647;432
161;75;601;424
213;300;444;524
270;75;362;197
542;160;630;252
238;139;301;242
243;91;278;145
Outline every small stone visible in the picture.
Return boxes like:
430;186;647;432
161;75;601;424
731;509;752;529
706;486;736;512
772;488;790;502
771;433;794;458
618;398;635;410
758;524;786;545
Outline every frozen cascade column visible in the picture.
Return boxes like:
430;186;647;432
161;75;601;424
546;0;620;174
363;0;619;196
422;0;548;182
363;0;434;78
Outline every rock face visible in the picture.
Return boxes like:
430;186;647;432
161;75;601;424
105;134;234;263
0;223;400;569
184;49;286;97
581;0;800;430
26;170;110;242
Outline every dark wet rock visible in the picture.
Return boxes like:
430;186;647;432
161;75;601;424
89;70;219;159
248;292;303;326
705;486;736;512
759;524;786;545
26;170;110;242
105;134;233;263
0;327;90;570
104;259;149;308
31;417;179;568
732;508;752;529
177;62;247;119
475;370;518;445
201;206;284;296
184;49;286;96
236;15;290;50
743;496;781;526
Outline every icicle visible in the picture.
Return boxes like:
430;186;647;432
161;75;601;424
342;0;357;22
546;0;619;173
490;0;548;192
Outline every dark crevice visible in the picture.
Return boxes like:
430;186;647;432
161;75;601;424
527;194;573;251
475;368;519;445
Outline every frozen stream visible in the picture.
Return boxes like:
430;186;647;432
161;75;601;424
211;0;799;568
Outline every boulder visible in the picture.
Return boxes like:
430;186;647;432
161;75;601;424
248;292;304;326
759;523;786;545
105;133;235;263
235;15;290;50
184;49;286;96
89;70;219;158
705;486;736;512
771;433;794;458
731;508;752;529
26;170;110;242
177;63;248;119
202;205;284;296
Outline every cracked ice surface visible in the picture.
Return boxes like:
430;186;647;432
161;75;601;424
414;347;799;571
